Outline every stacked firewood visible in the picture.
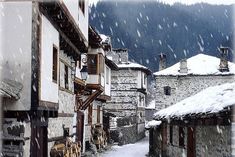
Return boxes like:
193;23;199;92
91;124;108;150
50;137;81;157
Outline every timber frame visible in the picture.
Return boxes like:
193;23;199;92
39;1;88;54
78;84;104;110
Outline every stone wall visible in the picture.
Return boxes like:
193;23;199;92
2;118;31;157
104;69;147;144
47;49;76;154
155;75;235;111
110;124;138;145
166;125;187;157
151;123;231;157
145;109;156;121
196;125;231;157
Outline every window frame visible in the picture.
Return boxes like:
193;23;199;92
164;86;171;95
52;45;58;83
87;54;98;74
106;66;110;85
64;64;69;90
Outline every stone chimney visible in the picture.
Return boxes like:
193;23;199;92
112;48;129;64
159;53;167;71
219;47;229;72
179;59;188;73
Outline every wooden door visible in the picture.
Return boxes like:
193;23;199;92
187;127;196;157
161;124;167;156
31;123;48;157
77;111;84;147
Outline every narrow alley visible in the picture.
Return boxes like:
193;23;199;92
101;136;149;157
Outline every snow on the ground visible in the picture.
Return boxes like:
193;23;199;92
154;82;235;119
145;100;155;109
145;120;161;129
100;136;149;157
154;53;235;76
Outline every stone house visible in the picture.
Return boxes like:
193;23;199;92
104;49;151;145
148;48;235;157
154;49;235;112
0;1;89;156
150;82;235;157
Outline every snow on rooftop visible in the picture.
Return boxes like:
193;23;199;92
107;56;113;61
100;34;109;43
145;100;156;109
118;61;150;71
154;82;235;119
154;54;235;76
145;120;162;129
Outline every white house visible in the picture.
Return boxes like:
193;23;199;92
0;1;89;156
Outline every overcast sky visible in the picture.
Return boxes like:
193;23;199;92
89;0;235;5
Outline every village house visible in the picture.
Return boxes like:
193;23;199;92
147;48;235;157
0;1;90;156
154;48;235;112
80;27;118;153
150;82;235;157
103;49;151;145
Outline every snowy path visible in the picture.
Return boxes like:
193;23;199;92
100;136;149;157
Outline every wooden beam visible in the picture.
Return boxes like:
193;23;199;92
80;89;103;110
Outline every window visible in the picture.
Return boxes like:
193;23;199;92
64;65;69;90
79;0;85;14
144;74;147;85
88;105;92;125
179;126;185;147
52;46;58;83
99;54;104;73
87;54;97;74
170;125;173;144
106;66;109;84
164;86;171;95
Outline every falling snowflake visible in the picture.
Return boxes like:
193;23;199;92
173;22;178;27
137;29;141;38
146;16;149;21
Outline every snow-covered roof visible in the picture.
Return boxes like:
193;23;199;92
145;120;162;129
100;34;110;44
145;100;155;109
118;61;151;74
154;54;235;76
154;82;235;119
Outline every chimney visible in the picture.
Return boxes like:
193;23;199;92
179;59;188;73
159;53;166;71
219;47;229;72
112;48;129;64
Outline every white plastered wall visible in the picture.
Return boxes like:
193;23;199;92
40;15;59;103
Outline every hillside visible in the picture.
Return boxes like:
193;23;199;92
89;1;233;72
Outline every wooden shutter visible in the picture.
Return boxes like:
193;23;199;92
87;54;97;74
99;54;104;73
